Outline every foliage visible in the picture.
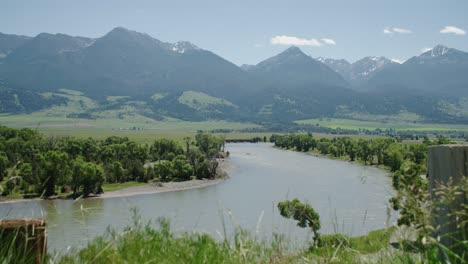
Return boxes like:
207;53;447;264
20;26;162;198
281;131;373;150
52;216;426;264
277;198;321;245
271;134;446;173
195;133;223;157
149;138;183;161
0;152;8;181
313;227;396;258
383;143;405;172
0;126;226;198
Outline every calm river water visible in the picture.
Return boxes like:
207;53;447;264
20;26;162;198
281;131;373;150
0;143;397;252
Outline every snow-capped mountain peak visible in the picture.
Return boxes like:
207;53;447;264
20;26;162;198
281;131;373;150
430;45;449;57
317;55;397;84
405;44;468;65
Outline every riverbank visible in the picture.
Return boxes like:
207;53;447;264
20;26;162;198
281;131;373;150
98;178;226;199
274;146;392;173
0;158;234;204
99;157;234;198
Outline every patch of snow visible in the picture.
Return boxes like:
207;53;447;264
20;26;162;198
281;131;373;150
84;39;96;47
431;45;449;57
172;41;200;54
316;57;325;62
360;65;378;76
172;46;184;53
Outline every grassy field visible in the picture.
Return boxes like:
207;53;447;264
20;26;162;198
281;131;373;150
0;112;388;144
178;90;238;109
295;117;468;132
0;112;262;144
102;181;147;192
0;89;261;144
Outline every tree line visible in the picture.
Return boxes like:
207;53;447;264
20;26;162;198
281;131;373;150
271;134;450;171
0;126;225;198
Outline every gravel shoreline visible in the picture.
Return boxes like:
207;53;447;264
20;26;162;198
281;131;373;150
98;178;226;199
0;158;235;204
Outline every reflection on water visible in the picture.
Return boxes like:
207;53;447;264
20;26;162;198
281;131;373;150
0;143;397;252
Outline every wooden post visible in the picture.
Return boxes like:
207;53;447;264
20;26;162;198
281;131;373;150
0;219;47;264
427;145;467;259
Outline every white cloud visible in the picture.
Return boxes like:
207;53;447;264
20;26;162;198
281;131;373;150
392;27;412;34
320;38;336;45
420;47;432;54
384;27;412;34
440;26;466;35
270;35;336;47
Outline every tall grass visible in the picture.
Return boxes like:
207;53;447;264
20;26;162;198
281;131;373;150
52;219;430;263
0;226;46;264
47;208;417;263
56;210;296;264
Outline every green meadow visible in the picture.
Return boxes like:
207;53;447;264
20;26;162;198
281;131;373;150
0;113;261;144
295;117;468;132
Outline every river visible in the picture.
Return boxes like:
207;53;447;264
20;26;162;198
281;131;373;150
0;143;397;252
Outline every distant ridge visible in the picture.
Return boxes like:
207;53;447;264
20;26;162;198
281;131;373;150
0;28;467;123
248;46;348;88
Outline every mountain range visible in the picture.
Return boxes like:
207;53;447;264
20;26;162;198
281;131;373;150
316;56;400;87
0;27;467;124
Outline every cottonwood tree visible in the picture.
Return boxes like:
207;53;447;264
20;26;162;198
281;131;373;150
383;143;405;172
41;151;71;197
278;198;321;246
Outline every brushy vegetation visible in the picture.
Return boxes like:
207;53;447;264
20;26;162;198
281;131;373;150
51;211;463;263
56;215;293;264
0;126;227;199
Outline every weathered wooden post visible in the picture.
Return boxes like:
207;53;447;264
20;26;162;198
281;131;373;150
0;218;47;264
427;145;467;260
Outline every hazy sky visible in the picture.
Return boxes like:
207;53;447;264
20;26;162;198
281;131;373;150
2;0;467;65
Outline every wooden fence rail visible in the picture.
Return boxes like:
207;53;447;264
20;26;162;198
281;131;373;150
0;218;47;264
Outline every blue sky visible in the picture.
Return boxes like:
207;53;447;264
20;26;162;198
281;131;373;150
1;0;467;65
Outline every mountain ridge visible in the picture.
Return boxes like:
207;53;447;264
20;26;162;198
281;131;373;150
0;28;467;124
